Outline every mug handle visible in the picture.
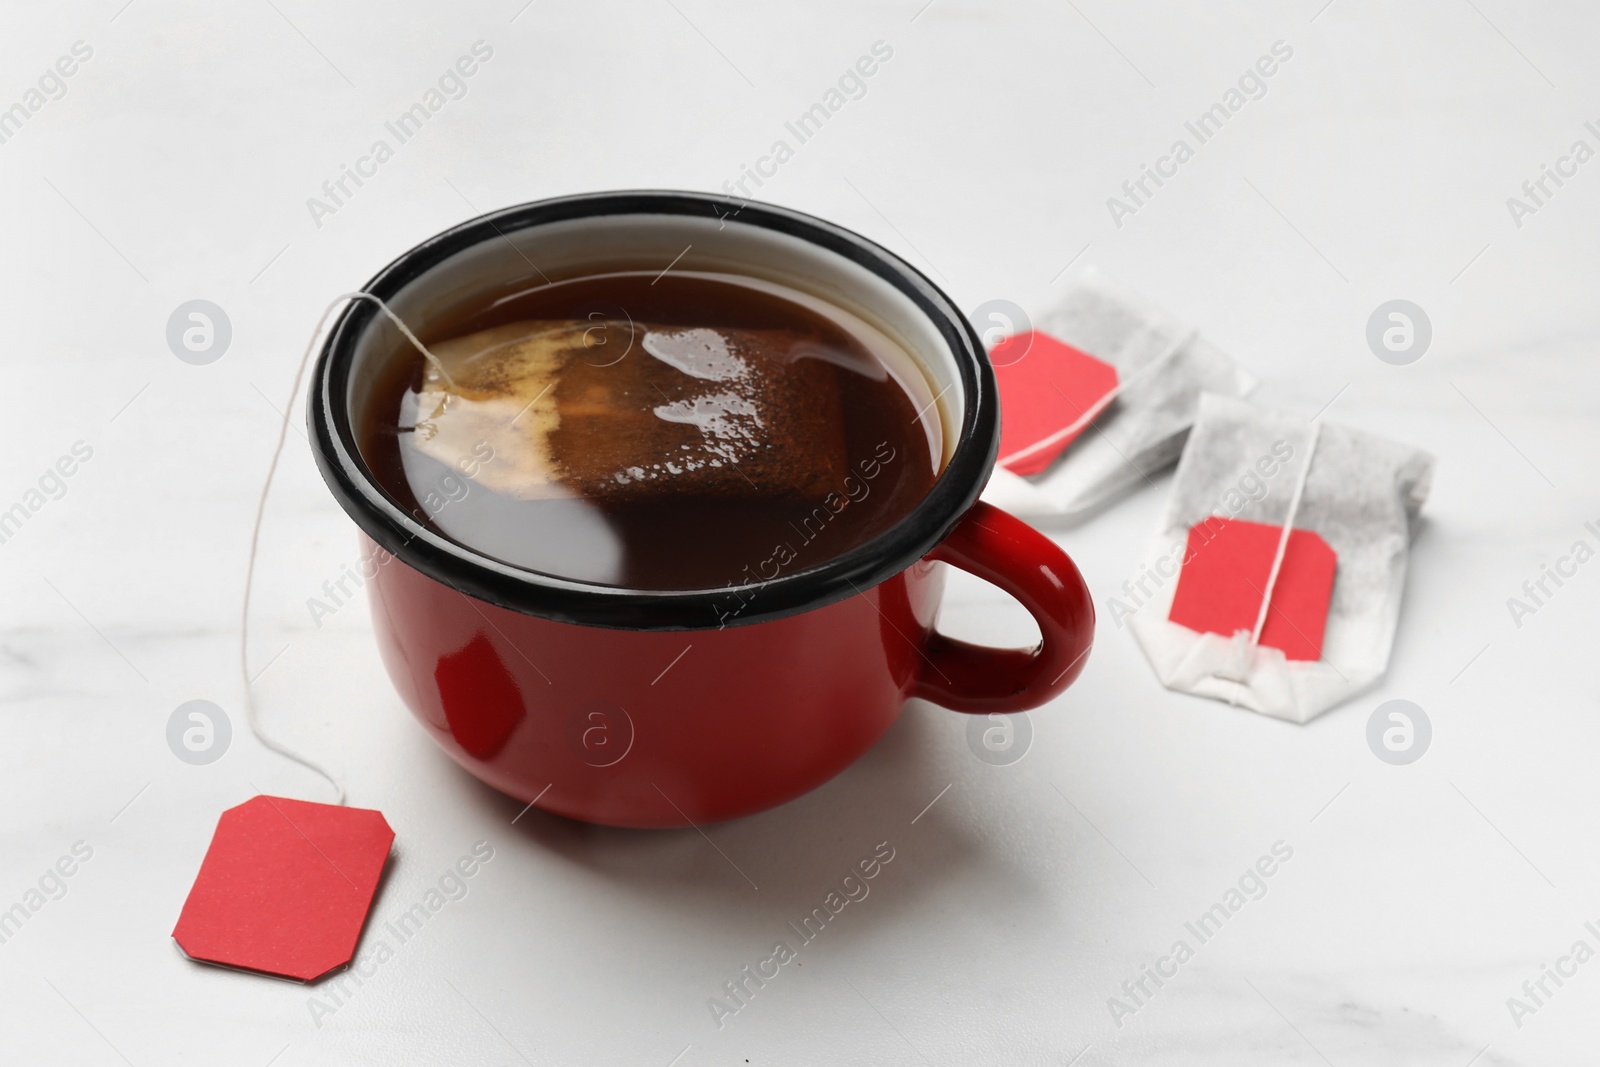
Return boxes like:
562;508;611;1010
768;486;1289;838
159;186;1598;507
911;502;1095;713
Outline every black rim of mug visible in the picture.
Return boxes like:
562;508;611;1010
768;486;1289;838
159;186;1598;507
309;190;998;631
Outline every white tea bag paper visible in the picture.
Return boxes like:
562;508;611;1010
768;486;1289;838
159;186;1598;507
980;270;1256;522
1124;393;1435;723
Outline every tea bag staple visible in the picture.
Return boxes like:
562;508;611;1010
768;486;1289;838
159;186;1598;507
412;319;847;503
981;269;1256;523
1124;393;1435;723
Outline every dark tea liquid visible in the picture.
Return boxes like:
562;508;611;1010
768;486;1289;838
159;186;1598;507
358;270;941;591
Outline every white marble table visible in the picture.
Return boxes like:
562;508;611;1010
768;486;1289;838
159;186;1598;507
2;0;1597;1063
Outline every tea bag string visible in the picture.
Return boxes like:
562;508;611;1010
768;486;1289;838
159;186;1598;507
999;327;1197;470
241;291;454;806
1248;421;1322;646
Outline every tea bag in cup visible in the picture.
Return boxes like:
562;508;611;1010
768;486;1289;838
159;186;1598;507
407;319;849;504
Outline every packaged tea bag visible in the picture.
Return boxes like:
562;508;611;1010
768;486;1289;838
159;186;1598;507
979;270;1256;523
1121;393;1435;723
408;319;848;504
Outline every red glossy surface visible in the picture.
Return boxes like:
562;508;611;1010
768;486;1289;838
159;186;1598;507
363;504;1094;827
915;503;1096;711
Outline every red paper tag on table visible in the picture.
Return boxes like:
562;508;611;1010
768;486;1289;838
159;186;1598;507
1167;517;1337;661
991;331;1120;476
172;796;394;982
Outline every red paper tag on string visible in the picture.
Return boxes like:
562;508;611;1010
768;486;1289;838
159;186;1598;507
1167;517;1337;661
991;331;1119;476
172;796;394;982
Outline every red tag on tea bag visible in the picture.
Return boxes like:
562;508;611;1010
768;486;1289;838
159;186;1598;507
1167;517;1337;661
172;796;394;982
991;331;1119;476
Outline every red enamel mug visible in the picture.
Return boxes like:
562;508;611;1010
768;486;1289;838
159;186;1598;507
310;191;1094;828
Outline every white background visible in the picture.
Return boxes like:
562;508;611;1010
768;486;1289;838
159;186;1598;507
1;0;1597;1063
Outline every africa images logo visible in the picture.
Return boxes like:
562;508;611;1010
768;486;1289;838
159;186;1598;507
1106;41;1294;229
